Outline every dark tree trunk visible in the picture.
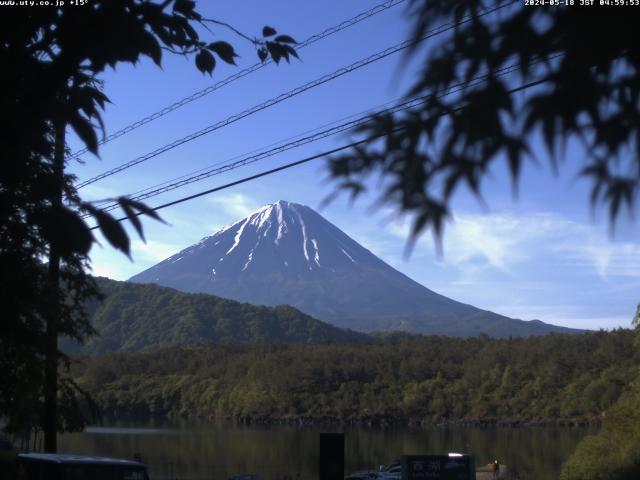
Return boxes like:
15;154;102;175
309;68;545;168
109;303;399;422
44;122;65;453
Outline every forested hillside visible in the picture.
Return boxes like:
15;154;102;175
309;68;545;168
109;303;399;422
63;278;367;354
560;381;640;480
73;330;637;425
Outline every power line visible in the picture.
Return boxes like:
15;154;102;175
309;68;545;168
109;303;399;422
95;2;530;207
93;60;531;215
94;97;406;204
89;75;551;230
76;1;515;189
89;139;377;231
68;0;408;161
89;103;410;217
89;116;385;214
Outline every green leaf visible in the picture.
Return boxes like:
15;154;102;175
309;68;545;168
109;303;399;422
208;41;237;65
150;23;174;47
275;34;297;44
282;44;299;60
126;199;166;223
263;42;298;64
92;210;131;257
173;0;196;16
90;89;110;110
262;26;277;37
195;49;215;74
118;197;145;242
69;114;98;155
72;87;98;119
140;30;162;66
257;47;268;62
265;41;282;64
45;207;94;256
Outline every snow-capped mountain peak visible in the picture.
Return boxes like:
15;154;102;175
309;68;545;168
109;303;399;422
146;201;371;282
129;200;578;337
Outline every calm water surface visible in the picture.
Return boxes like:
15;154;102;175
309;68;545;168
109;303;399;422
58;420;597;480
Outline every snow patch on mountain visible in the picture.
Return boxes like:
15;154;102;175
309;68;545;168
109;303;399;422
311;239;321;266
242;250;254;271
275;202;287;244
341;247;355;263
226;217;250;255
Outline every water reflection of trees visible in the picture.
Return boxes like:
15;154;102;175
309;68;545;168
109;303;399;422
59;423;596;480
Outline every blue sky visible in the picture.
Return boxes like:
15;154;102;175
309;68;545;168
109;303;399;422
66;0;639;331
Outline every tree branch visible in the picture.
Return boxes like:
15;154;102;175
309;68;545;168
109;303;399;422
160;45;199;56
201;18;258;45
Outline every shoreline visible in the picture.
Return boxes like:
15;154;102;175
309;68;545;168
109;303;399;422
93;411;603;429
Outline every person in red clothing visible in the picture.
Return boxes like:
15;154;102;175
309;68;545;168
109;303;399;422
491;459;500;479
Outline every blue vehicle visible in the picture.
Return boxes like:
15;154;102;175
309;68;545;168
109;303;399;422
16;453;150;480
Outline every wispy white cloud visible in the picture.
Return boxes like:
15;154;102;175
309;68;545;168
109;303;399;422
131;239;182;263
90;262;119;280
386;211;640;280
442;213;557;272
207;193;259;219
553;238;640;280
385;212;562;272
77;183;120;202
373;210;639;330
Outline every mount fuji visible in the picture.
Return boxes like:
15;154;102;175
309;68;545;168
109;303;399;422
129;201;578;337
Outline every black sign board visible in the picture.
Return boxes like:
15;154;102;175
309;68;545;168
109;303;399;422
401;455;475;480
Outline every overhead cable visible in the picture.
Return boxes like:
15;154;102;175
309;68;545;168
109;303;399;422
89;75;552;230
68;0;408;161
93;60;535;215
77;1;516;189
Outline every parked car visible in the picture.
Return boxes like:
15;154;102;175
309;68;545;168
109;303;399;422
16;453;149;480
377;461;402;480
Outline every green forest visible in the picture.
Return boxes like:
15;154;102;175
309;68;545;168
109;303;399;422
73;330;637;426
560;381;640;480
63;278;367;355
61;278;640;479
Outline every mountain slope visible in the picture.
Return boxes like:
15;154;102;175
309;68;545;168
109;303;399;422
129;201;580;337
64;277;367;355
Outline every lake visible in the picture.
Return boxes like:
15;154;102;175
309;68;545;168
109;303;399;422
58;420;597;480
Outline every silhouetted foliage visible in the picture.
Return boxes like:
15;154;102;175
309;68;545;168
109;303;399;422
327;1;640;247
323;1;640;471
0;0;297;436
72;330;637;424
